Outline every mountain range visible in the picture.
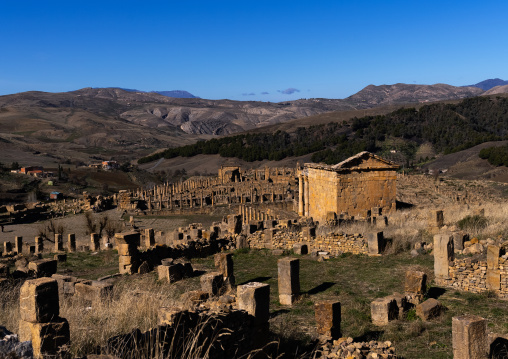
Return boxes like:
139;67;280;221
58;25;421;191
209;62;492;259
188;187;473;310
1;80;508;167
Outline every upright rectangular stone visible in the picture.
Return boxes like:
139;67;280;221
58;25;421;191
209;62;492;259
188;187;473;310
14;236;23;254
434;210;444;228
315;301;341;339
4;241;12;254
67;234;76;252
434;234;454;279
302;226;316;239
293;243;308;255
35;236;43;254
367;232;384;255
19;317;70;359
54;234;63;252
371;296;398;326
200;272;224;296
405;270;427;294
28;259;58;278
237;282;270;325
145;228;155;247
487;245;500;270
453;231;468;251
214;253;235;286
20;278;59;323
90;233;100;251
227;214;242;234
278;257;300;305
452;315;488;359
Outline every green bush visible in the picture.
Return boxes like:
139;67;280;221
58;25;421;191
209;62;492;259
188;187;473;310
457;215;488;231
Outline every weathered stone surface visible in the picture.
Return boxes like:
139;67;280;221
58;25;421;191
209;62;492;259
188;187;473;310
74;281;113;301
293;243;308;255
158;263;186;283
278;257;300;306
487;245;500;270
214;253;234;278
315;300;341;339
67;233;76;252
35;236;43;254
434;234;454;279
303;153;398;222
51;274;77;297
3;241;12;254
236;235;248;249
145;228;155;247
237;282;270;325
452;231;468;251
367;232;384;255
452;315;488;359
371;297;398;326
416;298;442;321
179;290;209;307
20;278;59;323
91;233;100;251
487;269;501;290
115;232;140;246
28;259;57;278
19;317;70;358
54;253;67;263
137;261;150;274
14;236;22;254
200;272;224;296
54;234;63;252
158;307;188;326
405;270;427;295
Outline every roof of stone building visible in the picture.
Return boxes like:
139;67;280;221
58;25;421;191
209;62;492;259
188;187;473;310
304;151;399;172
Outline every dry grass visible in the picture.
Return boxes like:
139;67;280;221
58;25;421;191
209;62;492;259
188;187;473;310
0;280;22;335
61;274;199;356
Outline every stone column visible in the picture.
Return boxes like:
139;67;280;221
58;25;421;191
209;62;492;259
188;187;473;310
200;272;224;296
35;236;43;254
304;176;310;217
237;282;270;325
452;315;488;359
214;253;235;287
115;232;140;274
67;234;76;253
54;234;63;252
19;278;70;358
487;245;501;290
433;234;454;283
315;300;341;339
3;241;12;254
367;232;385;255
14;236;23;255
298;175;304;216
90;233;100;251
278;258;300;305
145;228;155;248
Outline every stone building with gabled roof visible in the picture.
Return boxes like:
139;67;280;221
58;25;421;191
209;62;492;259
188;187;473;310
298;151;399;222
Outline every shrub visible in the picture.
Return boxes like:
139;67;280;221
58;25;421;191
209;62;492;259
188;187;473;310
457;215;488;232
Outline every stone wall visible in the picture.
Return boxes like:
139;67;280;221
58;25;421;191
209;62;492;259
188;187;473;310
434;240;508;298
247;226;369;256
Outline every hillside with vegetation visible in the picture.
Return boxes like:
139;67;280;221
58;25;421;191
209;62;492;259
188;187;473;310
139;95;508;166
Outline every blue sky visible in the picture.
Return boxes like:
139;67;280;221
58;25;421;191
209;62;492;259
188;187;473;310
1;1;507;102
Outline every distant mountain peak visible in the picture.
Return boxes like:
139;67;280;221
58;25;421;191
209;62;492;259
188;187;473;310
107;87;198;98
466;78;508;91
